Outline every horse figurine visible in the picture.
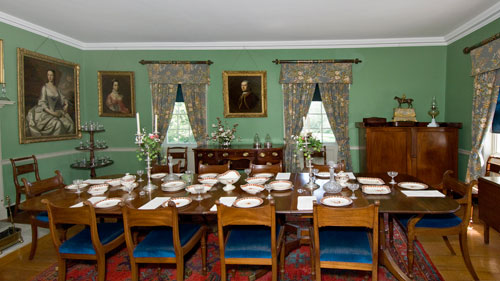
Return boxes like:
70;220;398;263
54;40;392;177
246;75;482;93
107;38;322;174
394;95;414;108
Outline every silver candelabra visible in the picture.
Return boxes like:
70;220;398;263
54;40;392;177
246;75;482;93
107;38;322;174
135;131;157;191
302;138;319;190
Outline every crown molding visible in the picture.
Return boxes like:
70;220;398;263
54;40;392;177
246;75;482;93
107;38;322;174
0;6;498;51
444;2;500;44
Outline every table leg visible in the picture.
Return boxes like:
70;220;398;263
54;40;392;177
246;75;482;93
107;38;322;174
484;223;490;244
379;214;412;281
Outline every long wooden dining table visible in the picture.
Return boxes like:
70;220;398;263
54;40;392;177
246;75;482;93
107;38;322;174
20;172;459;281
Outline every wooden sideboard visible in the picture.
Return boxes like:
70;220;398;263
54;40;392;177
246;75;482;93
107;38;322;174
478;176;500;244
193;145;284;173
357;122;461;186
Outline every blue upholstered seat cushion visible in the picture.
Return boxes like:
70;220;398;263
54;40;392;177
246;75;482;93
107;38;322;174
35;211;48;222
59;222;124;255
133;224;201;258
224;225;281;259
397;213;462;229
319;227;372;264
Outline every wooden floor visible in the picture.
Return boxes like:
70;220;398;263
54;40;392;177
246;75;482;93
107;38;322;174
1;206;500;281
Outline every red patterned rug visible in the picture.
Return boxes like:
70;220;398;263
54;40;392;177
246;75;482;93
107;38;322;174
31;221;443;281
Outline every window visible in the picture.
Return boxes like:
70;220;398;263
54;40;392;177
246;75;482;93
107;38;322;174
165;85;196;144
300;85;336;143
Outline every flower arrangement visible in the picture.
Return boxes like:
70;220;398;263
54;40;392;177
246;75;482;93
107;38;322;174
208;117;239;147
136;129;162;161
293;132;322;160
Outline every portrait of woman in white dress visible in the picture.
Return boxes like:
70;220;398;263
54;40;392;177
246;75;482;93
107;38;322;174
26;69;75;137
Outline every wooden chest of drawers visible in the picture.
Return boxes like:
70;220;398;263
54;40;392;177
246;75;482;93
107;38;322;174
193;145;283;173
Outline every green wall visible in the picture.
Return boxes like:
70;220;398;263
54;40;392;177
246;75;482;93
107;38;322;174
1;17;498;202
445;18;500;180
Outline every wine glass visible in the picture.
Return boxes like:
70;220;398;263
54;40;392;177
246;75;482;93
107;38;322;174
124;183;136;200
348;183;359;199
73;179;83;194
311;168;319;182
137;170;144;182
195;185;204;201
388;171;398;184
185;170;193;185
244;168;252;178
265;184;273;200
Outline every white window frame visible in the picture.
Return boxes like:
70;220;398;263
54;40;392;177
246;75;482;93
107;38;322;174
165;102;196;145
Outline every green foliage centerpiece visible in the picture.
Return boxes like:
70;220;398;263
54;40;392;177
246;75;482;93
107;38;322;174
293;132;322;190
208;117;239;148
135;112;161;191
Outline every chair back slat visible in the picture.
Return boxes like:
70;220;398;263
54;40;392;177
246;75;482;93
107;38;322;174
22;171;64;198
315;203;378;228
441;170;474;222
10;155;41;188
151;162;181;174
305;145;327;165
43;199;93;226
217;201;274;227
198;161;230;174
250;161;283;175
121;204;176;228
312;160;346;173
167;146;188;172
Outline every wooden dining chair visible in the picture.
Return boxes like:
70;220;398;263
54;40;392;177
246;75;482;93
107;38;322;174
198;161;230;174
304;145;327;165
392;170;479;281
121;202;207;281
42;199;125;281
311;159;346;173
310;201;379;281
167;146;188;172
151;161;181;174
22;170;65;260
249;161;283;175
216;199;285;281
10;155;41;215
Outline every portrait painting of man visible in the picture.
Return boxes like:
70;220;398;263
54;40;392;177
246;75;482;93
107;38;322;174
223;71;267;118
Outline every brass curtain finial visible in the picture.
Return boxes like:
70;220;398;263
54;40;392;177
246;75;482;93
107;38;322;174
463;32;500;54
139;60;213;65
272;59;362;64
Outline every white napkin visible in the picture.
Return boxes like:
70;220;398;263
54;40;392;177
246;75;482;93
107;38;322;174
70;197;106;208
297;196;316;210
345;172;356;180
84;179;110;184
210;197;238;211
275;173;291;180
401;190;445;197
139;197;171;210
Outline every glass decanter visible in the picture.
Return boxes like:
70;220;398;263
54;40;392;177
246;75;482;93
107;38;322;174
322;161;342;193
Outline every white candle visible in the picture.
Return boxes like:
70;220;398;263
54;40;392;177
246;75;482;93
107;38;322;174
154;114;158;133
136;112;140;134
303;117;307;132
305;116;310;133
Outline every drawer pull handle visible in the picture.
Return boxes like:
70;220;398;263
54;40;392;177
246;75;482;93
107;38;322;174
222;152;229;157
266;162;272;165
272;152;278;157
259;152;266;157
208;153;214;158
242;152;249;157
197;153;203;157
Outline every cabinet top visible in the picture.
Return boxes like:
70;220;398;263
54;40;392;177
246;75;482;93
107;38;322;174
194;144;283;150
356;122;462;129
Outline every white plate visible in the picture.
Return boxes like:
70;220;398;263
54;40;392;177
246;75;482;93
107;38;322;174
121;174;136;182
105;179;122;186
186;184;212;194
94;198;121;208
321;196;353;207
233;197;264;208
87;184;109;196
151;173;167;179
316;172;331;178
357;177;385;185
398;182;428;190
245;177;268;185
198;177;218;186
253;173;274;178
269;180;293;191
121;182;139;190
199;173;218;179
362;185;391;194
240;184;264;194
65;183;88;190
161;180;186;192
164;197;192;208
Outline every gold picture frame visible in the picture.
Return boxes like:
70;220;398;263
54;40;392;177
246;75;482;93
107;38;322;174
98;71;135;117
17;48;81;144
223;70;267;118
0;39;4;84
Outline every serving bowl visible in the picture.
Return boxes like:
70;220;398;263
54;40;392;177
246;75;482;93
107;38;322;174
241;184;265;195
217;170;241;191
185;184;212;194
87;184;109;196
198;177;218;186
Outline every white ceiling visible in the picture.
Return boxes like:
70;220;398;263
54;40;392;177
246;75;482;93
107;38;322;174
0;0;499;50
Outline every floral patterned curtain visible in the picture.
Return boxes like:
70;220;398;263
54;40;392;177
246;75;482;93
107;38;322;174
319;83;352;170
466;38;500;182
282;83;316;172
182;84;208;146
280;63;353;172
146;64;210;141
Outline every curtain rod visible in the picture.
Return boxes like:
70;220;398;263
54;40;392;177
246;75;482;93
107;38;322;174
272;58;362;64
139;59;213;65
463;32;500;54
